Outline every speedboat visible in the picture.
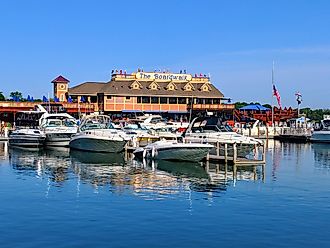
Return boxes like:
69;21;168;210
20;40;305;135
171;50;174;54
9;128;46;148
69;115;130;152
183;117;263;157
311;116;330;143
133;140;214;162
9;110;46;148
39;112;78;147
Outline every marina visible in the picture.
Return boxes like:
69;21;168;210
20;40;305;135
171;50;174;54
1;1;330;247
0;140;329;247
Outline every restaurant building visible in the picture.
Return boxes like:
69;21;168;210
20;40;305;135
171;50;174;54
57;71;234;116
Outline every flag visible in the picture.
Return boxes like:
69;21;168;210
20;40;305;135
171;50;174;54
54;96;60;102
273;84;282;108
295;92;302;105
80;96;86;103
42;96;49;102
31;96;34;102
27;95;31;102
68;96;73;103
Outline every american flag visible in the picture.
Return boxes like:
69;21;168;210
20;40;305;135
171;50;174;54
273;84;282;108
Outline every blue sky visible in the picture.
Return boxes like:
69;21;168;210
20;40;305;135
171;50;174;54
0;0;329;108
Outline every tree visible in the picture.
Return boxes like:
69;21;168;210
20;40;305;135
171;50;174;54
263;104;272;109
9;91;23;101
235;102;248;109
0;91;5;101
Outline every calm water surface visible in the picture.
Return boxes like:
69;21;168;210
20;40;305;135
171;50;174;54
0;141;329;248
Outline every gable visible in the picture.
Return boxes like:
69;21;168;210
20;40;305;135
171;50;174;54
130;81;143;90
183;82;195;91
166;82;177;91
200;83;211;92
148;81;160;90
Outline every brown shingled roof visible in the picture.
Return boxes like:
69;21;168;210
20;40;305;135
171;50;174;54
100;81;224;98
68;80;224;98
69;82;106;95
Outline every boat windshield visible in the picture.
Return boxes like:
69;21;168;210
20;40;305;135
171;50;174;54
322;120;330;130
191;118;234;133
80;121;115;131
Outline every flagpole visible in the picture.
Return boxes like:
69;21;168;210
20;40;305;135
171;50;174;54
271;61;274;127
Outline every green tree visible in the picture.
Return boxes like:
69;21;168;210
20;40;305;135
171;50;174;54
235;102;248;109
9;91;23;101
0;91;5;101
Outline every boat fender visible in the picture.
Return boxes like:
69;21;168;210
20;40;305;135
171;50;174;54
151;146;156;158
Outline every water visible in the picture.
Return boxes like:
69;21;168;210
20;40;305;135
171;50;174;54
0;141;329;248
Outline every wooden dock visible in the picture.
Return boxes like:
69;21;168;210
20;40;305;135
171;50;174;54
205;141;266;165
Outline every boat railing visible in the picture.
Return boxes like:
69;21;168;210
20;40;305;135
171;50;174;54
281;127;312;136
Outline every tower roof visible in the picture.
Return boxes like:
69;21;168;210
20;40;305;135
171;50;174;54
51;75;70;83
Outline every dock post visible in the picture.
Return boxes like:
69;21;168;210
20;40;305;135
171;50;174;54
4;127;8;138
216;141;220;156
224;143;228;163
124;143;128;161
262;144;266;163
233;143;237;164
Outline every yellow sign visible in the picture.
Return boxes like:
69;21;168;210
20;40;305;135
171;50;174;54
136;72;192;82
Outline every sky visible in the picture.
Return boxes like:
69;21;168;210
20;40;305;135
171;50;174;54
0;0;329;108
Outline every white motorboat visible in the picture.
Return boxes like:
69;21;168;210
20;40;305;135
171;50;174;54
39;111;78;147
184;117;262;145
133;140;214;162
69;115;130;152
9;128;46;148
9;110;46;148
183;117;263;157
311;116;330;143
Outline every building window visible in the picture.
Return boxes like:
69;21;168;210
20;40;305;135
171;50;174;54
178;97;186;104
126;96;131;100
195;98;202;104
90;96;97;103
205;98;212;104
60;94;64;102
169;97;177;104
107;96;112;99
160;97;168;104
213;98;220;104
151;97;159;104
137;96;142;103
142;96;150;103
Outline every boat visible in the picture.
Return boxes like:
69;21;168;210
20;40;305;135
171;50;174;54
183;117;263;157
8;110;46;148
69;115;130;152
39;109;78;147
133;140;214;162
123;123;179;147
9;128;46;148
311;115;330;143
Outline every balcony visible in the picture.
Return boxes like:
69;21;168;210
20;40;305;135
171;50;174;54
0;101;97;113
189;103;235;111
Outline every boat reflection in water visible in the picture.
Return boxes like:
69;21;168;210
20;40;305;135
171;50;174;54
9;146;71;183
312;143;330;169
6;145;265;201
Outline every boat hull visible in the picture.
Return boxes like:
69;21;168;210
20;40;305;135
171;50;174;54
69;136;127;153
45;133;74;147
155;147;210;162
134;142;213;162
311;131;330;143
9;135;45;148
